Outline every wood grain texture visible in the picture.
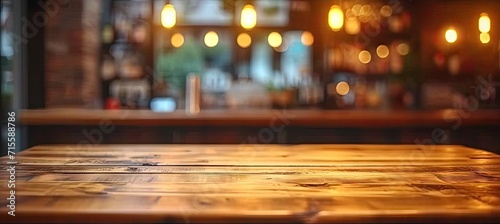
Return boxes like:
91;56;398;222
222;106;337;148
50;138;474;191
19;109;500;127
1;144;500;223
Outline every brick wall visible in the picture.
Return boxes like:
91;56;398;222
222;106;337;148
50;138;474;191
45;0;101;108
81;0;101;107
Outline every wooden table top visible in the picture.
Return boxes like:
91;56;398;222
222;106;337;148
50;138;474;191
1;144;500;223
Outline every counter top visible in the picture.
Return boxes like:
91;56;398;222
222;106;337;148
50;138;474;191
19;109;500;127
1;144;499;223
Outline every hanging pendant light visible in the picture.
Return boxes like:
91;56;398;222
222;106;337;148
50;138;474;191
241;5;257;30
204;31;219;48
479;13;491;44
161;3;176;28
268;32;282;48
479;13;491;33
328;5;344;31
445;28;457;43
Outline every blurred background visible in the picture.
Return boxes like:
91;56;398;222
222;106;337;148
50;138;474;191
1;0;499;154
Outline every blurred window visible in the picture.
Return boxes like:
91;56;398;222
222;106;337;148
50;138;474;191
152;0;311;93
2;0;13;111
1;0;14;155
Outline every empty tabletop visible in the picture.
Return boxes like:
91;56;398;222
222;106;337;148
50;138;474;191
1;144;500;223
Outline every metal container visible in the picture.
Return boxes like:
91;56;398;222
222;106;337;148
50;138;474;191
185;74;201;114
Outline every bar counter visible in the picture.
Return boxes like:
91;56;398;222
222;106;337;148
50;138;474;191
16;109;500;153
19;109;500;127
1;144;499;223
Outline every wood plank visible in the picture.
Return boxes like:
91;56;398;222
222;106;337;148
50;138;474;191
0;193;495;212
20;144;496;162
2;164;500;175
23;171;500;184
2;174;499;199
1;194;498;223
5;144;499;166
5;156;499;166
19;146;494;159
24;144;488;153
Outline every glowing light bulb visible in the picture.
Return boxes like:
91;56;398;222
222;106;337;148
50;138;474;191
445;28;457;43
479;13;491;33
237;33;252;48
204;31;219;47
336;82;350;96
358;50;372;64
171;33;184;48
376;45;389;58
241;5;257;30
161;4;176;28
301;31;314;46
268;32;282;48
328;5;344;31
480;32;490;44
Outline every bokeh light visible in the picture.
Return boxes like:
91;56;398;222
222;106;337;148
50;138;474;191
171;33;184;48
204;31;219;47
237;33;252;48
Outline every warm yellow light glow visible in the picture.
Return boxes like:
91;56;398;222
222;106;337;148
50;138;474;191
445;28;458;43
328;5;344;31
204;31;219;47
376;45;390;58
345;19;360;35
161;4;176;28
380;5;393;17
171;33;184;48
360;5;373;16
301;31;314;46
352;4;362;16
397;43;410;55
346;9;357;20
336;81;350;96
480;32;490;44
268;32;282;48
479;13;491;33
241;5;257;30
237;33;252;48
358;50;372;64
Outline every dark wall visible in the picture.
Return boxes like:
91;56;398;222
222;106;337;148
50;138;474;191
27;125;500;153
26;0;46;109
